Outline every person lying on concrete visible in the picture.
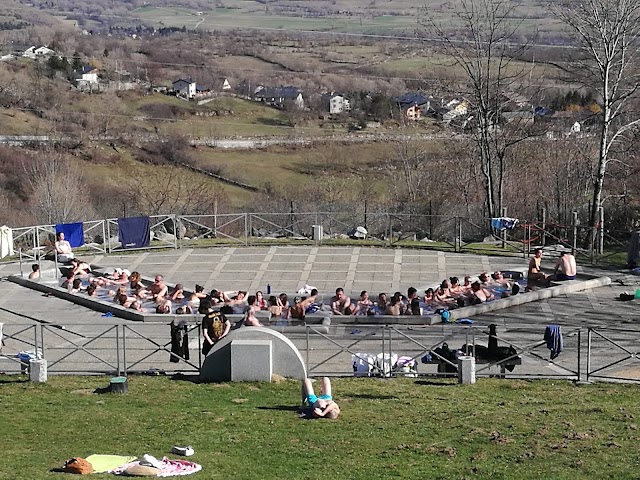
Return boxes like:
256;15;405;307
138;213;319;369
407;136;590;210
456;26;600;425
301;377;340;419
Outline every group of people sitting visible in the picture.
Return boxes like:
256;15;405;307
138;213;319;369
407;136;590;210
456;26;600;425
50;259;525;318
330;273;520;318
48;247;577;319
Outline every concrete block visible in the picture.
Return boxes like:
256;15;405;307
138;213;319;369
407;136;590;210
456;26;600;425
29;359;47;382
200;327;306;383
231;339;272;382
457;356;476;385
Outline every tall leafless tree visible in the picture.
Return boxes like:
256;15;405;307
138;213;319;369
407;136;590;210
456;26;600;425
555;0;640;242
422;0;541;218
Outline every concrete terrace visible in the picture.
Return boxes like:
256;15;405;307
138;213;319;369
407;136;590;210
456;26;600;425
6;246;527;297
0;245;638;326
1;246;639;378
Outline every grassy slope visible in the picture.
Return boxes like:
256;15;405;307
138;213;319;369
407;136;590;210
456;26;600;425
190;140;405;199
0;109;50;135
130;0;558;37
1;376;639;479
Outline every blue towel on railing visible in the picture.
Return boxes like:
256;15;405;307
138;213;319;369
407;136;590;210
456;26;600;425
491;217;519;231
55;222;84;248
544;325;563;360
118;216;150;249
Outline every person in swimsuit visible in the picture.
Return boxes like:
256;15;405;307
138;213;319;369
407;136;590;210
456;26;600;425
528;248;550;289
54;232;74;263
290;289;319;320
302;377;340;419
555;252;577;280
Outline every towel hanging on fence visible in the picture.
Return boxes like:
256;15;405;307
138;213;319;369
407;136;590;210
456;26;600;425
118;216;150;249
170;319;190;362
491;217;519;231
544;325;563;360
0;226;13;259
55;222;85;248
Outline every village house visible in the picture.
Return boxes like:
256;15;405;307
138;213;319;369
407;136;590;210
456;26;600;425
254;86;304;109
329;94;351;114
172;78;196;99
442;99;471;125
22;45;56;59
75;66;99;90
534;108;596;138
394;93;432;121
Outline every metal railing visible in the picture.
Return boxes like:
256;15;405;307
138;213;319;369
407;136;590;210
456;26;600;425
6;210;614;264
586;327;640;382
0;322;202;376
300;324;586;379
4;322;636;382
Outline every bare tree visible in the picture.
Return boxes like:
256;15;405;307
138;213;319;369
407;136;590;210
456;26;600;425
422;0;541;218
126;166;227;216
25;149;95;224
555;0;640;240
382;135;430;211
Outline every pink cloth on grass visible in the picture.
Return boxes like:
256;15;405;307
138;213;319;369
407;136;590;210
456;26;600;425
111;457;202;477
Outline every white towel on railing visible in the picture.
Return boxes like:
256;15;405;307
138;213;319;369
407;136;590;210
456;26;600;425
352;353;375;377
376;352;398;377
0;226;13;259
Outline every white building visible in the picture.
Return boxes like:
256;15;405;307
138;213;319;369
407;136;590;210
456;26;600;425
75;66;99;89
22;46;55;59
329;95;351;114
172;78;197;99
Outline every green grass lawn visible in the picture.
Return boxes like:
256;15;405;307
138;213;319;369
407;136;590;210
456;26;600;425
1;375;639;479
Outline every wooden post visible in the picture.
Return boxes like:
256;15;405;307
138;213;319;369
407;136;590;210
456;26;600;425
501;206;507;249
572;211;578;255
540;207;546;248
